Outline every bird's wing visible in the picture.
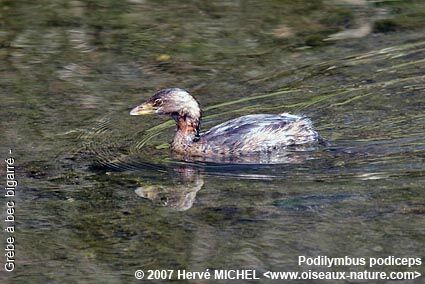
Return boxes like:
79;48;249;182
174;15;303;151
200;114;316;152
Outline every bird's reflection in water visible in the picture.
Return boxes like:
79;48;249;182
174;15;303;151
134;148;326;211
174;145;323;164
135;166;204;211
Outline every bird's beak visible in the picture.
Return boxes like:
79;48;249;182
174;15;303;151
130;102;155;115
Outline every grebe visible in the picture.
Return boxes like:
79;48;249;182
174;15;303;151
130;88;322;158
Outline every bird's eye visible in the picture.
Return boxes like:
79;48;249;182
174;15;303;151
154;99;163;107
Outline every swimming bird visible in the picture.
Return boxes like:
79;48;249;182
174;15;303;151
130;88;322;158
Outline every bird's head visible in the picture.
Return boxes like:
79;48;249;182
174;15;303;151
130;88;201;120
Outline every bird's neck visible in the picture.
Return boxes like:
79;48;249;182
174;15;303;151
172;114;201;152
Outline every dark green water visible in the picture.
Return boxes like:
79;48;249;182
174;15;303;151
1;0;424;283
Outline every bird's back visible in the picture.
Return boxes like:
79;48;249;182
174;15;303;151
198;114;320;154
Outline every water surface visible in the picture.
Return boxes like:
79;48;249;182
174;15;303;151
1;0;424;283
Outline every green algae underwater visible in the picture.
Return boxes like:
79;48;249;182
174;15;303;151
1;0;424;283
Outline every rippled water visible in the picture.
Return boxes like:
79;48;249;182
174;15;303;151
1;0;424;283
